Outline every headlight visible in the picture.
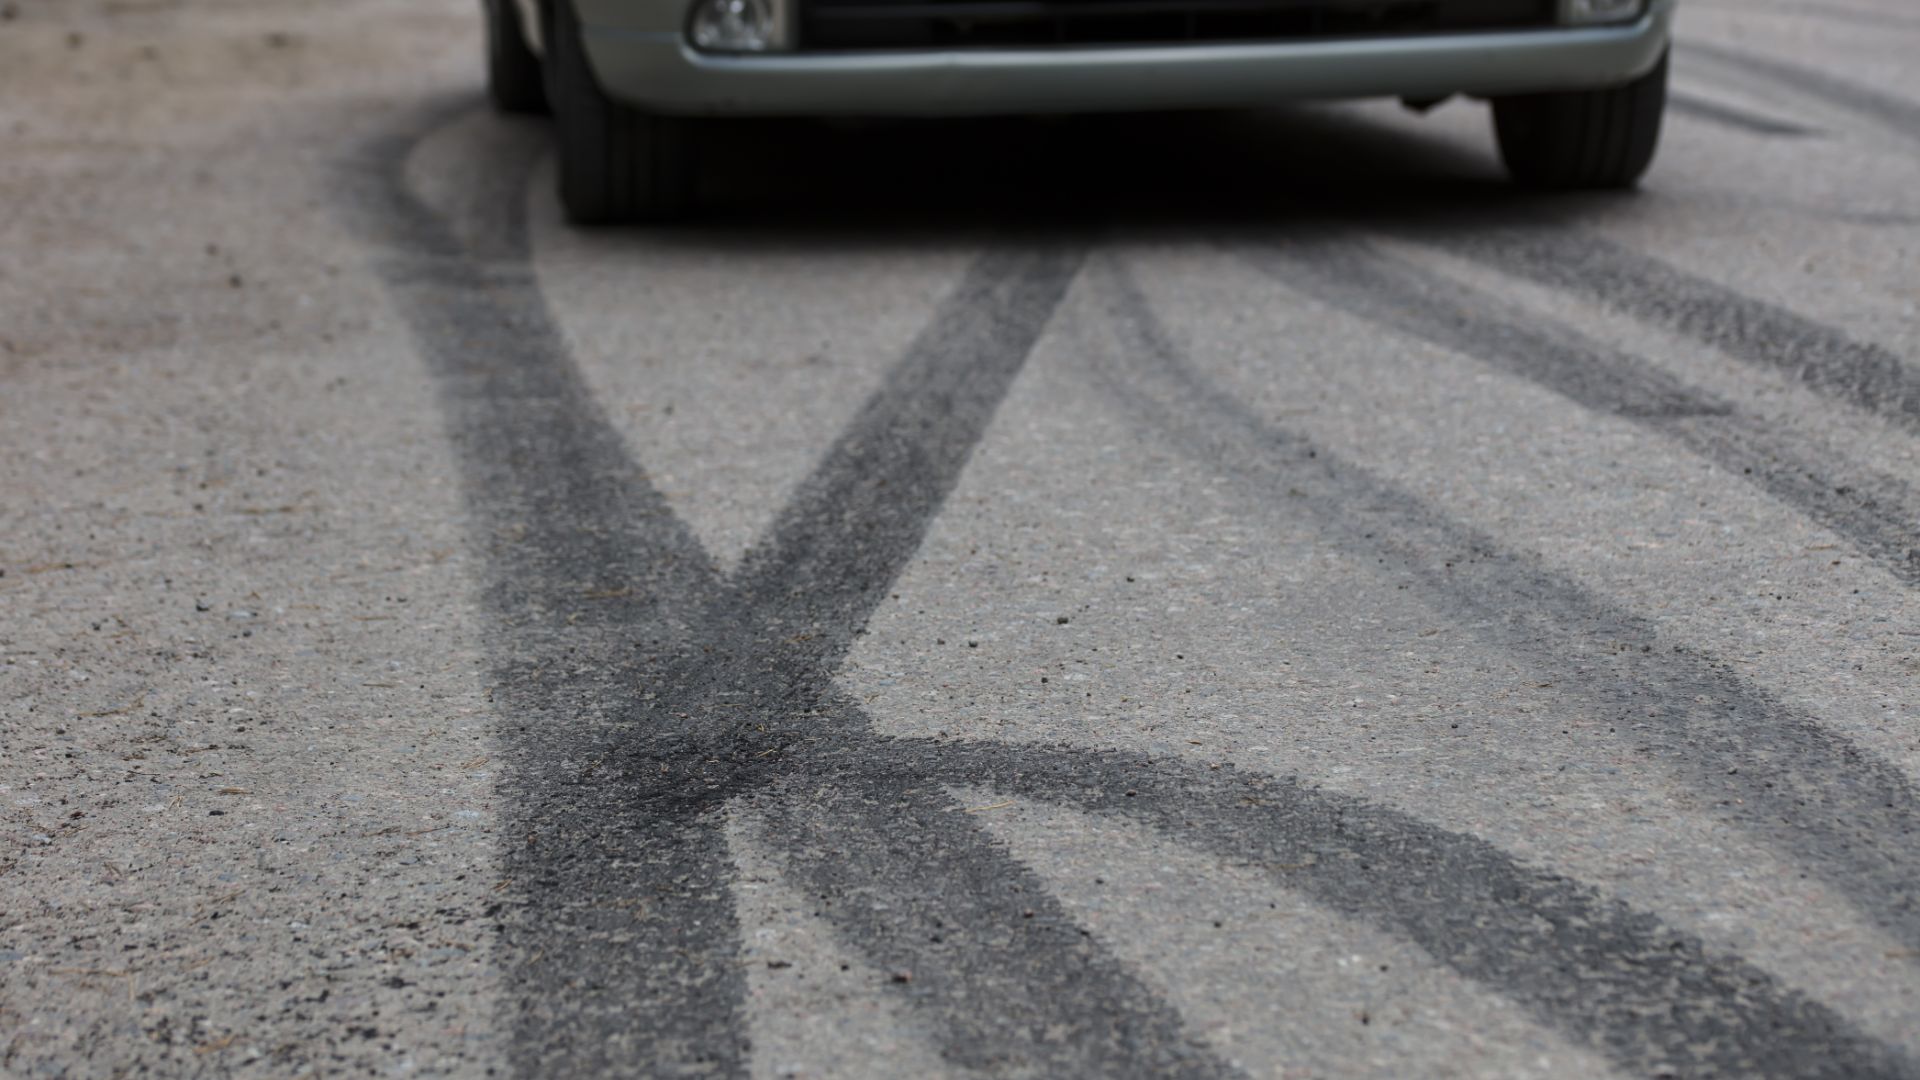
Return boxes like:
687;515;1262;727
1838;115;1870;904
1562;0;1645;24
688;0;790;52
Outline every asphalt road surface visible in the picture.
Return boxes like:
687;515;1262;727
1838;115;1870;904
3;1;1919;1077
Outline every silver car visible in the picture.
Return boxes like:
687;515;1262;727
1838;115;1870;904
484;0;1675;222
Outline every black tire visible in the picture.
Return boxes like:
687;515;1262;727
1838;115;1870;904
549;0;694;224
1493;50;1668;190
484;0;548;115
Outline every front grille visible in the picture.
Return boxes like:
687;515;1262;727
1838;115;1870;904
798;0;1556;50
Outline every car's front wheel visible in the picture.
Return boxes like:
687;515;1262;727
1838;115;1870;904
1492;51;1668;190
549;0;695;224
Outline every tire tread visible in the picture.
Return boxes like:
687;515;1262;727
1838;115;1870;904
551;0;693;224
1494;51;1668;190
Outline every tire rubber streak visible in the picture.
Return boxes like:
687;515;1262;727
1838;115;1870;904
1686;40;1920;149
340;104;1918;1079
1102;251;1920;963
1237;236;1920;585
1669;90;1820;137
896;740;1919;1080
1417;225;1920;437
340;112;746;1079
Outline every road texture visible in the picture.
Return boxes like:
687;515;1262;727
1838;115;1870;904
2;0;1917;1076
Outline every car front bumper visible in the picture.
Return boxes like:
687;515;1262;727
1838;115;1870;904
576;0;1674;117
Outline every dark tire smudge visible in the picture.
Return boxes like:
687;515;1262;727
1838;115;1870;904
334;102;1920;1079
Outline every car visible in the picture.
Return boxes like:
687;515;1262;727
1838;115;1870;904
484;0;1675;222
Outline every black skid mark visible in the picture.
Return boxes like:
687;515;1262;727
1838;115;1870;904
1220;105;1919;436
750;770;1238;1079
1411;224;1920;436
657;245;1088;759
1687;40;1920;151
892;739;1920;1080
340;103;1200;1077
340;101;1918;1080
1669;91;1822;138
338;106;749;1078
725;246;1086;679
1091;253;1920;956
1234;235;1920;587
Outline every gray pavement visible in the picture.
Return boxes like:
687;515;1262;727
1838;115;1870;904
2;1;1917;1076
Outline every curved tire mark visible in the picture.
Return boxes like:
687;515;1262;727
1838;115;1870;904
1669;90;1821;137
1415;224;1920;437
1686;40;1920;150
1090;253;1920;955
1234;234;1920;585
896;739;1920;1080
752;770;1240;1079
336;100;1920;1080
